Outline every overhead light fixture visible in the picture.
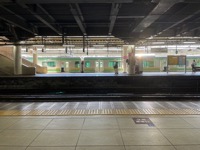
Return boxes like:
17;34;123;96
93;45;105;47
152;42;165;44
183;42;196;44
32;45;44;47
63;44;75;47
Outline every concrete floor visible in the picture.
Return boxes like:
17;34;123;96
1;115;200;149
0;101;200;149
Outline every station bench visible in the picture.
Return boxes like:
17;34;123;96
193;67;200;72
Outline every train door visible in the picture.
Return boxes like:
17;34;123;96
95;60;104;72
65;62;69;72
160;59;167;72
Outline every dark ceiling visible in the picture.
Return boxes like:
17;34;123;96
0;0;200;43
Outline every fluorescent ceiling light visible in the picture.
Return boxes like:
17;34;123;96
183;42;196;44
152;42;165;44
32;45;44;47
136;54;155;56
63;44;75;47
93;45;105;47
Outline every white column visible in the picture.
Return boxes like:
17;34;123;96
128;45;135;75
33;47;38;65
122;45;128;73
13;44;22;75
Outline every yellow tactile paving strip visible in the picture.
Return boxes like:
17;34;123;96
0;109;200;116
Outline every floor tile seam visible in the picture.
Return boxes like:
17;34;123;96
159;128;200;131
154;123;175;147
181;117;200;128
116;116;127;150
171;145;178;150
25;123;51;148
2;118;21;131
157;127;194;148
124;144;177;146
0;146;27;147
76;144;125;146
174;144;200;146
75;118;86;147
26;146;76;147
43;118;54;130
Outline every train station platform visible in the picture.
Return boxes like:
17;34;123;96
0;101;200;150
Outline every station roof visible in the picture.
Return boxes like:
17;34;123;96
0;0;200;44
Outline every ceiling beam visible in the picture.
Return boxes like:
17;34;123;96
0;7;35;34
36;4;56;22
108;3;120;35
8;24;19;41
177;15;200;35
17;2;61;35
117;16;145;19
70;4;86;35
183;0;200;3
132;0;181;33
159;4;200;34
0;5;26;21
75;3;85;25
1;0;133;4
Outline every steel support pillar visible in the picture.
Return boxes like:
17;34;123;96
128;45;135;75
33;47;38;66
13;44;22;75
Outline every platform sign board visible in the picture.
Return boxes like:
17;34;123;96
178;55;186;65
168;55;178;65
167;55;186;65
167;55;186;73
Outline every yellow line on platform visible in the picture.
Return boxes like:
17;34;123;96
0;109;200;116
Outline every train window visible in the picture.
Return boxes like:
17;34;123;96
65;62;69;68
75;61;80;68
108;61;115;67
85;61;91;68
42;62;56;67
42;62;47;67
144;61;154;67
95;62;99;67
100;61;103;67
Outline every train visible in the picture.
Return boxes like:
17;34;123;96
24;55;200;73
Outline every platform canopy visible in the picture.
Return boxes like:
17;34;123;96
0;0;200;44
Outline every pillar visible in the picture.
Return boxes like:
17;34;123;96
128;45;136;75
122;45;128;73
13;44;22;75
33;47;38;65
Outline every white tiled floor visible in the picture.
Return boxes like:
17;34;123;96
1;115;200;149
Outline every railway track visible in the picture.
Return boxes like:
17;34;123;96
1;93;200;101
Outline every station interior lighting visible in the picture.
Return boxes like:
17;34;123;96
63;44;75;47
183;42;196;44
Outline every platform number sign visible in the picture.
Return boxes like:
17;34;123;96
132;118;155;127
